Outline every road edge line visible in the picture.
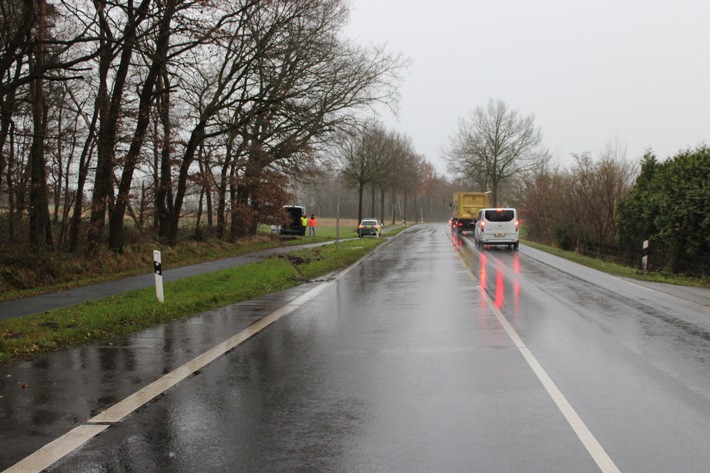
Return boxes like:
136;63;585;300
3;280;334;473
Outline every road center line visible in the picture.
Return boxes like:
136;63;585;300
475;279;622;473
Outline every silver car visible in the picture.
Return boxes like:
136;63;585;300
358;219;381;238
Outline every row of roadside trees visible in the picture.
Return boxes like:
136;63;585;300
0;0;409;254
333;123;443;224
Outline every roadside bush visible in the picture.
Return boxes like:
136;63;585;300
617;147;710;275
554;225;571;250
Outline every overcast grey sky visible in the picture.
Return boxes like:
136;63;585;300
344;0;710;175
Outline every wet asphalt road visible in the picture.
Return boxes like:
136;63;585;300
2;224;710;472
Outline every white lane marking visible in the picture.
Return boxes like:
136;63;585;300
2;424;109;473
90;281;332;424
5;238;389;472
522;244;710;314
4;280;334;473
476;280;622;473
620;277;710;313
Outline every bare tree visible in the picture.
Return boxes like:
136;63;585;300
567;144;636;247
515;163;567;245
165;0;404;242
87;0;155;253
335;124;386;223
0;0;106;250
108;0;186;251
0;0;406;252
518;139;636;249
446;98;549;205
228;0;405;237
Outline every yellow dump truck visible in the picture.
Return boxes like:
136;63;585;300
450;191;491;234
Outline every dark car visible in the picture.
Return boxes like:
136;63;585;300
358;219;380;238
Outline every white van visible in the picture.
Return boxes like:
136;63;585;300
474;208;519;250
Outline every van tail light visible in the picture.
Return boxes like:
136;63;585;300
515;220;519;232
479;221;485;232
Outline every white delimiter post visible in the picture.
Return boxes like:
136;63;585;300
642;240;649;274
154;250;164;303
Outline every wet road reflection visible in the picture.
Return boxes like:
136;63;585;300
2;224;710;472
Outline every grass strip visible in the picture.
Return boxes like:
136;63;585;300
0;221;364;302
522;239;710;288
0;237;383;364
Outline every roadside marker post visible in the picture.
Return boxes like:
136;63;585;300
642;240;649;274
154;250;164;303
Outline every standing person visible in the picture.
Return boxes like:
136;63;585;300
300;214;308;236
308;214;318;236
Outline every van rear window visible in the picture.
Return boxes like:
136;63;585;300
484;210;515;222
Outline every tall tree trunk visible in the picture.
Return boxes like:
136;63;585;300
169;122;206;245
68;99;98;254
6;126;16;240
413;194;418;223
205;170;213;230
370;184;375;217
194;189;204;240
357;181;365;224
233;179;258;239
197;154;215;234
109;0;175;251
140;182;146;227
216;164;228;239
152;118;160;232
88;0;153;254
53;87;66;225
28;0;52;249
87;78;115;254
0;74;19;201
391;187;395;225
0;0;35;192
216;134;236;239
156;70;173;239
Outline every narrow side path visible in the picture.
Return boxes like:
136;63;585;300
0;226;403;321
0;242;331;321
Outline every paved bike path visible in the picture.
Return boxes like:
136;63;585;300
0;242;333;321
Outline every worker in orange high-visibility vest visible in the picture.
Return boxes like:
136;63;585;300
308;214;318;236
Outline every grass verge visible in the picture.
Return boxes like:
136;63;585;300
0;220;366;302
522;239;710;288
0;236;385;364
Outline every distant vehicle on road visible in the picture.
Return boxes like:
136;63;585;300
474;208;519;250
280;205;307;236
450;191;491;234
358;219;380;238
